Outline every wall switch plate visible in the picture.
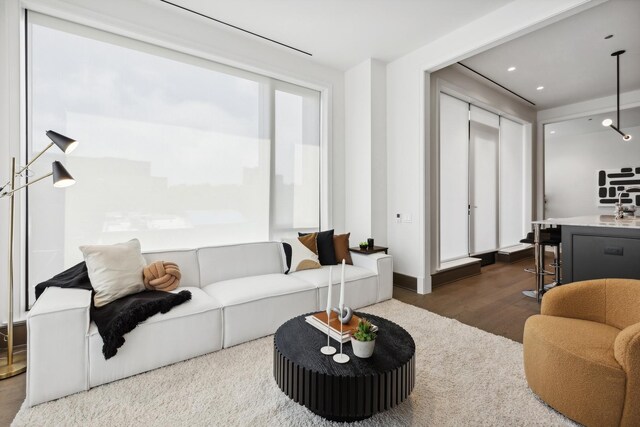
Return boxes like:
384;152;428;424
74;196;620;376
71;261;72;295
396;213;401;223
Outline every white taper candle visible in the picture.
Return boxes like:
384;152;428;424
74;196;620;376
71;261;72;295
326;266;333;315
339;259;345;309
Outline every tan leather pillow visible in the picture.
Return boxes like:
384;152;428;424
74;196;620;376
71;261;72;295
298;233;318;254
333;233;353;265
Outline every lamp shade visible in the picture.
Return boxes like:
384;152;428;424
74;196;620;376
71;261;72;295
46;130;78;154
52;161;75;188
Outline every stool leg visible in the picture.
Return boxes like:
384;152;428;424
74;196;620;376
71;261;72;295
543;245;562;291
523;224;544;301
535;225;545;303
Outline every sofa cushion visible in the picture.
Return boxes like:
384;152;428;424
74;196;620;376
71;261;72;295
291;265;377;311
198;242;284;285
524;315;625;427
88;287;222;387
290;264;375;287
143;249;200;288
202;274;315;307
202;274;317;347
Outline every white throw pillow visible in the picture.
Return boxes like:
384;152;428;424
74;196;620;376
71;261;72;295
80;239;147;307
282;237;321;273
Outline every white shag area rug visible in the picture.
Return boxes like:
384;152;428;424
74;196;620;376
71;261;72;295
12;299;575;427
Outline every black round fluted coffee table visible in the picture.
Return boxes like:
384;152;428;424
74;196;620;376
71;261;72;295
273;312;415;422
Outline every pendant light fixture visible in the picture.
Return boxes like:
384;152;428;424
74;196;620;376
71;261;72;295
602;50;632;141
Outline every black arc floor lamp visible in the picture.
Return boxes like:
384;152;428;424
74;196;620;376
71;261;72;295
0;130;77;380
602;50;633;141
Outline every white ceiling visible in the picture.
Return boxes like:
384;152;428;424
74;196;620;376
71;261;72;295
460;0;640;110
164;0;514;70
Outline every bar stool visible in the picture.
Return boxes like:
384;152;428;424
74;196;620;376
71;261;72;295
520;227;561;300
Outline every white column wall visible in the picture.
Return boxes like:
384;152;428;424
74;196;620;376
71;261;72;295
345;60;372;243
344;58;387;245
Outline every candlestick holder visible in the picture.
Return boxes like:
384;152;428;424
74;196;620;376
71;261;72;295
320;313;336;355
332;305;350;364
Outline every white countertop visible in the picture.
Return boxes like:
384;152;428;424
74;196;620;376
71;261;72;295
533;215;640;229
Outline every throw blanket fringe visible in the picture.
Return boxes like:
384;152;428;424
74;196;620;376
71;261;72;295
94;290;192;359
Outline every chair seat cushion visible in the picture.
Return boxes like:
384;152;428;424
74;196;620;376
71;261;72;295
524;315;626;427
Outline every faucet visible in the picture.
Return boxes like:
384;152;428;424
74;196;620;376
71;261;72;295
614;186;640;219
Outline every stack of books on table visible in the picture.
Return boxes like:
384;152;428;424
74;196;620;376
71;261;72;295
305;311;378;344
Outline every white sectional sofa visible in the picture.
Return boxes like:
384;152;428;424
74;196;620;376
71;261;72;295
26;241;393;406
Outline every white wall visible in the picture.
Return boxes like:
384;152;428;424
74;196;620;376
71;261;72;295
344;58;387;245
0;0;346;323
386;0;600;293
545;124;640;219
536;88;640;219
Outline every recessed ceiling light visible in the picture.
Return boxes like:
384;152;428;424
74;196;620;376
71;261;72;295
507;66;516;72
550;130;556;134
602;118;613;127
604;34;614;39
536;86;544;91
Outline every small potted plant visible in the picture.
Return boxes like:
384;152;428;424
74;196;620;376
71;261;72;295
359;241;369;250
351;318;377;358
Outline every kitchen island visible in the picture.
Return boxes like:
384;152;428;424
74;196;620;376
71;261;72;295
531;215;640;300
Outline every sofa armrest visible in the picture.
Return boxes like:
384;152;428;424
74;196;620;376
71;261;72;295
351;253;393;302
541;280;606;323
27;287;91;406
614;322;640;426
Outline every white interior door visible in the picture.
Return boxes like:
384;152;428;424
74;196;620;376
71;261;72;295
439;93;469;262
469;106;499;255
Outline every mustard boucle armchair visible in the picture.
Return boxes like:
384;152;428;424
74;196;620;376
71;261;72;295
523;279;640;427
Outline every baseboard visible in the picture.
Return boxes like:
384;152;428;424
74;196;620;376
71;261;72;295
474;252;496;266
496;248;534;263
431;261;481;288
393;272;417;292
0;321;27;350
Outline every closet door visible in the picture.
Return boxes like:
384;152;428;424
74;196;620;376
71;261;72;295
499;118;526;248
469;106;499;255
439;93;469;262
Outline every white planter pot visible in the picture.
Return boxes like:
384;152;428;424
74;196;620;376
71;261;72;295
351;337;375;358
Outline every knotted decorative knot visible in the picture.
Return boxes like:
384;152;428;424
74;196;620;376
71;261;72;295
143;261;181;291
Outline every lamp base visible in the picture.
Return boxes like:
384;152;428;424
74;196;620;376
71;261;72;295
0;351;26;380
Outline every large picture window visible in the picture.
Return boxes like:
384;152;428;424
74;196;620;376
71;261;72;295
26;13;321;304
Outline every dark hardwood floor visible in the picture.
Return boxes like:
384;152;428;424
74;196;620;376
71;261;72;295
0;257;541;424
1;348;26;427
394;256;542;343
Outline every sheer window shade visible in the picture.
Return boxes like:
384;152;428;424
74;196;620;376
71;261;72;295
26;13;321;305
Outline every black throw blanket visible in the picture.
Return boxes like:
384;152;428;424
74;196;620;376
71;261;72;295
36;262;192;359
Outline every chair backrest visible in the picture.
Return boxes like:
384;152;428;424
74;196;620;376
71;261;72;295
603;278;640;329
